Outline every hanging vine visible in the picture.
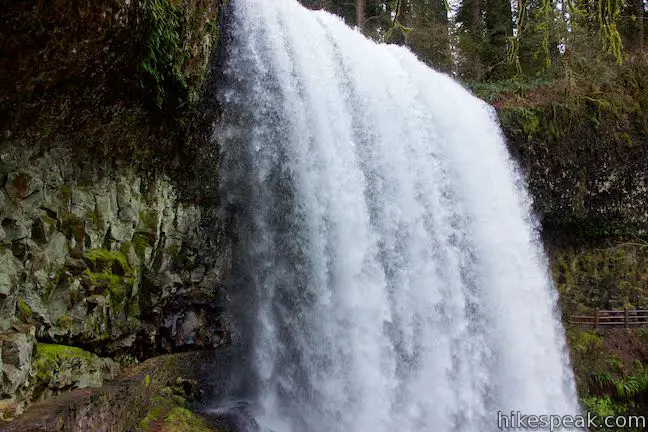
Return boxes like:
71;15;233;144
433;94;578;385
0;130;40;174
385;0;413;42
534;0;555;68
508;0;526;75
598;0;623;62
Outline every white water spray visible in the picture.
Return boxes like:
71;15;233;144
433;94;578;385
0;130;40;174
216;1;581;431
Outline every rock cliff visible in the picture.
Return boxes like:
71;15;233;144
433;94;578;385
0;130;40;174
0;0;229;422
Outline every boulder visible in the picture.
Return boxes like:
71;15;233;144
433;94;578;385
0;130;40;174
0;250;21;297
5;171;41;202
31;344;118;399
0;330;35;397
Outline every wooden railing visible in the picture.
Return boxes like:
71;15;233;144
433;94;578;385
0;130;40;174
569;309;648;328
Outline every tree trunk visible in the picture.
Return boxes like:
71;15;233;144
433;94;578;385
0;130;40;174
635;0;644;50
484;0;514;78
407;0;452;72
356;0;365;29
472;0;484;79
398;0;410;45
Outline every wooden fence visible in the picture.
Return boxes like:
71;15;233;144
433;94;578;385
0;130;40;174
569;309;648;328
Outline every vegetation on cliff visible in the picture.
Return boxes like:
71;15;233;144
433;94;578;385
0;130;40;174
0;0;229;424
0;0;222;175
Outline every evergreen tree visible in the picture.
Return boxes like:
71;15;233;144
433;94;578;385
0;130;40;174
408;0;452;72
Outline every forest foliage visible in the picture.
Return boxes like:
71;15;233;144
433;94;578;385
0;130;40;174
299;0;647;96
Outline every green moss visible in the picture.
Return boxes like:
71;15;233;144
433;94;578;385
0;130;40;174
85;207;104;229
140;0;189;109
139;403;215;432
32;344;97;385
83;269;134;314
551;242;648;316
139;398;170;431
569;328;604;353
60;212;85;241
59;184;73;204
162;407;215;432
119;241;133;257
139;209;159;231
56;315;74;331
166;243;180;258
16;298;33;321
566;328;607;394
139;372;218;431
86;270;119;290
83;248;131;275
133;233;152;259
500;107;545;138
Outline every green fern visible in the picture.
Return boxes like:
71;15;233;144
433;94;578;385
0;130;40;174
591;371;614;389
612;371;648;400
607;357;623;373
140;0;190;108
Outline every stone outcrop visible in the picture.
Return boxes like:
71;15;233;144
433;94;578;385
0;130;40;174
4;351;224;432
0;0;228;422
499;84;648;238
0;144;230;419
495;68;648;315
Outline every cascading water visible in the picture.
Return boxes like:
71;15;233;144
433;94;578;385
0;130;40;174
215;0;581;431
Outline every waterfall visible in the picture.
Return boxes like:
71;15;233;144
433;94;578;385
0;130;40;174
215;0;581;431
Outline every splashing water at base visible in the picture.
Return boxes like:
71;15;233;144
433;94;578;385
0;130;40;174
215;1;581;431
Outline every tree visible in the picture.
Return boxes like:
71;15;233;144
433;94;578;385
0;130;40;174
515;0;561;76
455;0;483;79
408;0;453;72
357;0;366;29
386;0;411;45
483;0;515;78
301;0;646;85
456;0;515;80
621;0;645;50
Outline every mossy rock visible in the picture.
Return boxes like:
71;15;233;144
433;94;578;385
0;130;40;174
139;395;218;432
133;232;155;260
138;369;219;431
60;212;86;242
16;298;33;322
157;407;217;432
139;0;221;110
56;315;75;331
138;209;159;233
32;343;116;394
82;269;136;315
82;248;131;276
551;242;648;316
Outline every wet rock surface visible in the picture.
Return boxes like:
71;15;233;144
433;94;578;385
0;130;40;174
0;0;229;426
3;351;225;432
0;146;231;420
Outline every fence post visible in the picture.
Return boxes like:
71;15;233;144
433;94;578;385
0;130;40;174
594;309;599;329
625;308;629;328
